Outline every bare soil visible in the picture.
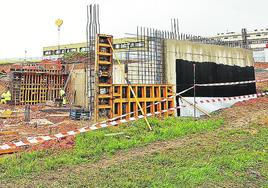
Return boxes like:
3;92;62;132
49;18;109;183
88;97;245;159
0;105;87;147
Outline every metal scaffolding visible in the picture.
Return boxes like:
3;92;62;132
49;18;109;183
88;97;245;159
10;60;66;105
241;28;249;49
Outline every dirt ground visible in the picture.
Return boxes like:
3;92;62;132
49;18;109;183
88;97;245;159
255;66;268;92
0;105;88;150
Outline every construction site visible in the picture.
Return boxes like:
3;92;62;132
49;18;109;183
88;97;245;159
0;2;268;187
0;2;267;154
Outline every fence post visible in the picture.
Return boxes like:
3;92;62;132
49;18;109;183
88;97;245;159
24;105;30;123
193;64;196;119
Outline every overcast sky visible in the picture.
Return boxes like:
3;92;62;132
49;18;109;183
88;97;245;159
0;0;267;58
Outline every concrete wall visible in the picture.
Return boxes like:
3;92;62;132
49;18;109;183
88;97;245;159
70;64;126;107
164;39;255;87
113;64;126;84
69;69;87;107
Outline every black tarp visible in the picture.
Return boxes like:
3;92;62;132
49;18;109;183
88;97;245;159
176;59;256;115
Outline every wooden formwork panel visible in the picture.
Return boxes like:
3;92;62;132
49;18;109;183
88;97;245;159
111;84;174;120
94;34;175;121
95;34;114;121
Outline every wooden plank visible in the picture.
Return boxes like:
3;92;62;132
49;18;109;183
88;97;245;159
0;131;18;135
0;148;19;155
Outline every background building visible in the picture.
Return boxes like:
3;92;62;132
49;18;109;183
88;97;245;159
43;37;146;60
211;28;268;62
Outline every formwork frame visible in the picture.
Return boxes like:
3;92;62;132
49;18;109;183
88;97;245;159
112;84;174;120
10;61;66;105
94;34;114;120
12;72;65;105
94;34;175;121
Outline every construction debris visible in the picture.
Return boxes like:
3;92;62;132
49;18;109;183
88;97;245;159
0;131;18;136
29;119;54;126
0;109;13;118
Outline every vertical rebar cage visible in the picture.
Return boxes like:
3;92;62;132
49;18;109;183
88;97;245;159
86;4;101;118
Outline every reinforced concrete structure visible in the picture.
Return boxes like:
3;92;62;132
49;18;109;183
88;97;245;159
64;33;256;118
40;4;257;118
164;39;255;116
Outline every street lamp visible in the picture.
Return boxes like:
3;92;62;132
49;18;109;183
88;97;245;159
55;18;63;58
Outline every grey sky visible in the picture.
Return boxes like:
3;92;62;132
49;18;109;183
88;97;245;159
0;0;267;58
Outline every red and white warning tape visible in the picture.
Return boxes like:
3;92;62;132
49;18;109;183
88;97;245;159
1;89;267;153
0;87;192;152
196;78;268;87
0;105;186;152
197;92;268;104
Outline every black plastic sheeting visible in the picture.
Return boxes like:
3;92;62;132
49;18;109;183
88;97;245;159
176;59;256;97
176;59;256;115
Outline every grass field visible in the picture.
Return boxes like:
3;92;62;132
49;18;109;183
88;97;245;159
0;117;223;183
82;124;268;187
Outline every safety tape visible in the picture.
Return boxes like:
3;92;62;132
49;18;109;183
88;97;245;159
196;78;268;87
0;105;186;152
0;87;191;131
196;92;268;104
1;90;267;153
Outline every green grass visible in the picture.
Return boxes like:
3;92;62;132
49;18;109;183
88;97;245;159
0;117;223;181
51;123;268;188
263;87;268;92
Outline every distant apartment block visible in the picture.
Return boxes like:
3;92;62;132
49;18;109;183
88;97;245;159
211;28;268;62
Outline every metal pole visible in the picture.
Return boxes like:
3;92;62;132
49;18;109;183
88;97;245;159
193;63;196;119
24;50;27;63
58;26;60;58
176;18;180;40
24;104;30;123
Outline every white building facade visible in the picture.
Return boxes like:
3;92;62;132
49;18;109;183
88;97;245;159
211;28;268;62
